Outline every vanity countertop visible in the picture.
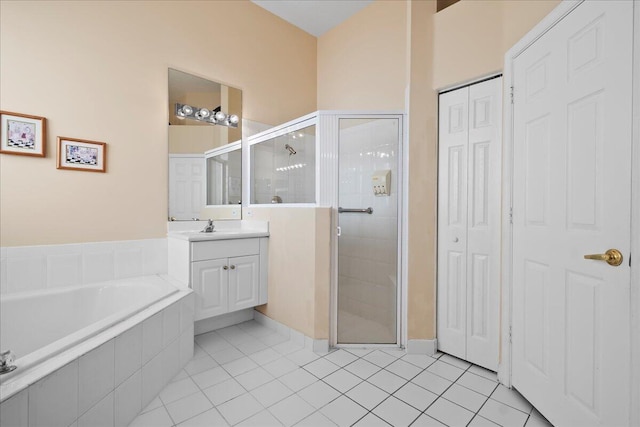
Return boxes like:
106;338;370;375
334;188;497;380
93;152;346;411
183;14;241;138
167;229;269;242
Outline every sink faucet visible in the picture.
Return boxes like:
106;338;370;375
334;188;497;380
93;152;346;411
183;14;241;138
202;219;215;233
0;350;17;374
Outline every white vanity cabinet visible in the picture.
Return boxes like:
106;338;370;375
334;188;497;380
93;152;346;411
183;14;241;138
168;232;269;322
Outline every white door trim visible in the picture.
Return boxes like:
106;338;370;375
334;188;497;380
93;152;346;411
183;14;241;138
500;2;640;426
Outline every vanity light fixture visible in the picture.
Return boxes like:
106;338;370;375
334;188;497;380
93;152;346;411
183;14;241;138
175;103;239;128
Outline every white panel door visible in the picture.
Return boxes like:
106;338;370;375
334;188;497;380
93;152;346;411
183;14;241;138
437;77;501;371
192;258;228;320
512;2;632;426
228;255;259;312
169;155;205;220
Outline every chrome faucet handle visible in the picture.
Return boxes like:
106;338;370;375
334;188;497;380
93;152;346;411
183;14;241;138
0;350;16;374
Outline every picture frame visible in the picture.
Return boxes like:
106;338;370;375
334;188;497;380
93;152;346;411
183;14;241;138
0;110;47;157
56;137;107;173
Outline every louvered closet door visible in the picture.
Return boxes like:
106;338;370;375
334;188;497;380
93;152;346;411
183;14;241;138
437;77;501;371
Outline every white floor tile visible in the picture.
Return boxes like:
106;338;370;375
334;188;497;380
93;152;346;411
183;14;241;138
411;370;453;395
192;344;210;360
191;366;231;389
235;339;268;356
344;359;381;379
250;348;282;366
529;409;553;426
259;333;290;347
129;406;173;427
211;346;245;365
490;385;533;413
442;383;488;412
468;415;501;426
323;369;363;393
380;348;405;359
345;381;389;410
385;359;422;380
177;408;228;426
426;360;465;382
323;350;358;367
165;391;213;425
456;371;499;396
525;413;554;427
287;349;320;366
372;396;421;427
250;379;294;408
203;378;246;406
295;411;336;427
297;381;340;409
217;393;264;426
235;367;274;390
222;356;259;376
439;353;472;370
410;414;447;426
272;341;304;355
159;377;200;405
367;370;407;394
237;410;283;427
279;368;318;392
303;358;340;379
392;382;438;411
353;413;390;426
468;365;498;382
197;335;231;355
140;396;162;415
269;394;315;427
263;357;299;378
184;356;218;376
363;350;397;368
171;370;190;383
320;396;368;427
425;397;475;427
344;348;373;357
401;354;437;370
478;399;529;427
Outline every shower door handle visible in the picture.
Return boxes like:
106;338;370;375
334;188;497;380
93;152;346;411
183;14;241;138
338;207;373;214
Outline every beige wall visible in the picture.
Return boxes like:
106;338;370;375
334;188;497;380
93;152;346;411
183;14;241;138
317;0;408;110
247;207;331;339
433;0;560;89
0;0;316;246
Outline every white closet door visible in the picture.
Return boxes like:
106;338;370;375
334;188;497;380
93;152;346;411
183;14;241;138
511;1;632;425
437;78;501;371
169;155;205;220
437;86;469;360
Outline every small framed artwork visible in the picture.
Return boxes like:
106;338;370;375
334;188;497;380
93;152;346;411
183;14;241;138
57;137;107;173
0;111;47;157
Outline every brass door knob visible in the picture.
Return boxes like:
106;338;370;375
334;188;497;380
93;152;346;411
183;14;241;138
584;249;623;266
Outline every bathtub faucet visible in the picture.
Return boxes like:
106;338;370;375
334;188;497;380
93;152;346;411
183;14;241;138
0;350;17;374
201;219;215;233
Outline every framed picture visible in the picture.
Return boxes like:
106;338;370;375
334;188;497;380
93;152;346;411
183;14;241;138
0;111;47;157
57;137;107;173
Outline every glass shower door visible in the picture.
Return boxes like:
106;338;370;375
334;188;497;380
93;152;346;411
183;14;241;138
337;117;400;344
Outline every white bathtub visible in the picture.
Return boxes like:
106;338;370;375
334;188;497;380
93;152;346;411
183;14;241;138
0;275;194;427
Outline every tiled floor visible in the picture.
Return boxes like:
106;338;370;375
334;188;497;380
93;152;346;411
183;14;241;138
129;320;553;427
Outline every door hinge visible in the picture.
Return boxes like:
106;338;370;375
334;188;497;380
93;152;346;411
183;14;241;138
509;326;513;343
509;207;513;224
510;86;514;104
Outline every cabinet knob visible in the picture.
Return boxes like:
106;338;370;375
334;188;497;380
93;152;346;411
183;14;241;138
223;265;229;270
230;265;236;270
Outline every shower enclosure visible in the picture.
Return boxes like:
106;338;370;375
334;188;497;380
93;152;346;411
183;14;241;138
247;111;404;346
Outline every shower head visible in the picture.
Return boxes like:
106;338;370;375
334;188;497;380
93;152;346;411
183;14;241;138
285;144;297;155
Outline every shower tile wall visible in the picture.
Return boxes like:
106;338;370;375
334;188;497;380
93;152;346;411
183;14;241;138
338;119;398;344
0;238;168;295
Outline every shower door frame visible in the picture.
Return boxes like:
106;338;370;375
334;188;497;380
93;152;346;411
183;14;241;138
327;112;408;349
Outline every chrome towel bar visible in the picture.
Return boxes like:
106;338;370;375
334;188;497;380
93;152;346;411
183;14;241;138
338;207;373;214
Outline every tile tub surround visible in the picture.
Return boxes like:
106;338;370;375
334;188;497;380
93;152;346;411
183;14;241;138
0;238;168;295
0;291;195;427
129;320;553;427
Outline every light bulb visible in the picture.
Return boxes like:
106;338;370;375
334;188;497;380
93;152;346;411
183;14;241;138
181;105;193;115
229;115;239;125
199;108;210;118
214;111;226;121
194;111;203;120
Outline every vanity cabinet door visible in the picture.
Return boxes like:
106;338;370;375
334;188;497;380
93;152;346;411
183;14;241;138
228;255;260;312
192;258;228;320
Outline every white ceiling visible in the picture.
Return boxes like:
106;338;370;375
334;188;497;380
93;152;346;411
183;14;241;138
251;0;373;37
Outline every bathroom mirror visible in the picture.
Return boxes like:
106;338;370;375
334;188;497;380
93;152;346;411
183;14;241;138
168;68;243;220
